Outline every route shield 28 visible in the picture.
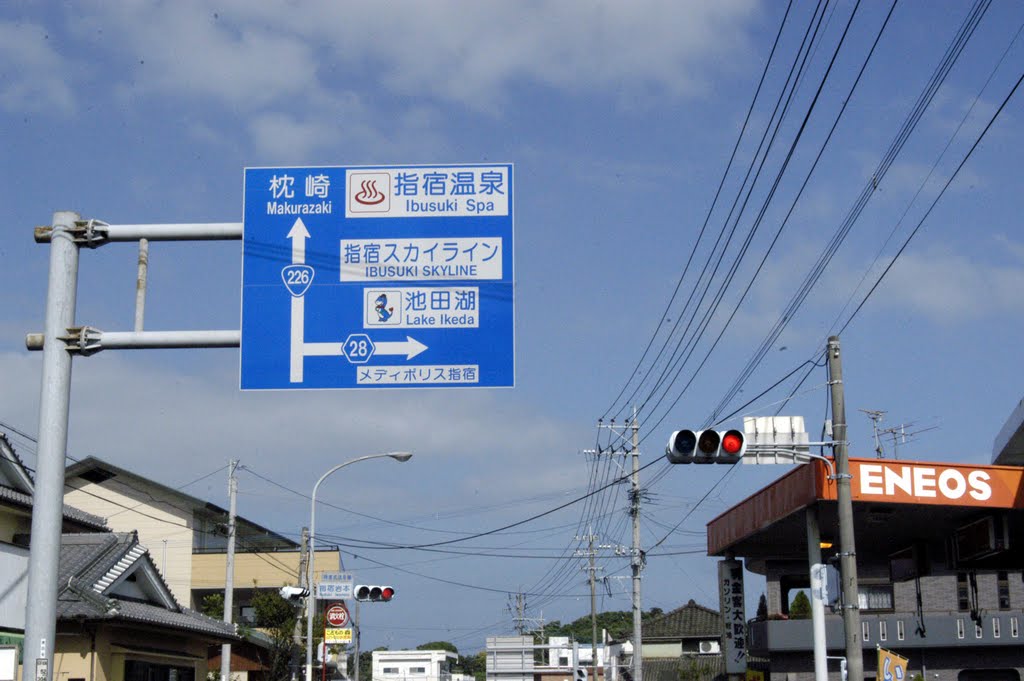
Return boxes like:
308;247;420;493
240;164;514;390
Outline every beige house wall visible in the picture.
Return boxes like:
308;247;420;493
192;548;339;590
640;642;682;659
53;624;210;681
64;478;194;603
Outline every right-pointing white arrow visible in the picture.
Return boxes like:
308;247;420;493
374;336;428;360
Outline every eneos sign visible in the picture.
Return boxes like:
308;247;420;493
852;460;1022;508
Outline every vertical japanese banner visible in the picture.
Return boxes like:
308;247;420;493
719;559;747;674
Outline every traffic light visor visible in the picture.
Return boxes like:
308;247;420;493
356;585;371;600
369;586;383;600
697;430;720;454
666;429;698;464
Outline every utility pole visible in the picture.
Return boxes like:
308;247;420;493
592;410;644;681
630;408;643;681
293;528;309;681
828;336;862;681
575;528;601;681
353;599;361;681
222;460;239;681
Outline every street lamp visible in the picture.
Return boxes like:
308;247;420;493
306;452;412;681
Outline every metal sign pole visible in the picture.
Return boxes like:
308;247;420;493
24;211;82;681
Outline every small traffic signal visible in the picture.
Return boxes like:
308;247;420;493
354;584;395;602
279;586;310;600
666;429;746;464
573;668;588;681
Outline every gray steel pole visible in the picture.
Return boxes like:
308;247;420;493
222;460;238;681
806;509;828;681
24;211;81;681
630;408;642;681
307;453;411;681
828;336;862;681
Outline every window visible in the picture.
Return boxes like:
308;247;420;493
410;668;427;675
993;618;1001;639
897;620;905;641
1011;616;1019;638
559;657;570;667
862;622;871;642
957;573;970;611
879;621;888;641
997;572;1010;610
383;668;399;675
957;618;965;639
858;583;894;612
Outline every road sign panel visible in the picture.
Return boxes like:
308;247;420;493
325;628;353;644
325;603;350;627
316;571;354;600
240;164;514;390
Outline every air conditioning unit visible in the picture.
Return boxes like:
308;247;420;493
697;641;720;655
954;515;1009;562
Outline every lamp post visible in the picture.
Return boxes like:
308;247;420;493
305;452;412;681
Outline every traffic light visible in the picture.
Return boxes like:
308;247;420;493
279;586;310;600
665;428;746;464
354;584;395;602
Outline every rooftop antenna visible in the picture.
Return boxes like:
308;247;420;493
860;409;887;458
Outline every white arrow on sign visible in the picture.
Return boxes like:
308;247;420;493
304;336;428;360
288;217;311;383
287;217;310;265
374;336;428;360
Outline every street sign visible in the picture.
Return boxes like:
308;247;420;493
316;571;354;600
325;603;350;628
324;628;353;644
241;164;514;390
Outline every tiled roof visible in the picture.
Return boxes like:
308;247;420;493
642;656;723;681
57;532;237;641
0;484;109;531
642;600;722;640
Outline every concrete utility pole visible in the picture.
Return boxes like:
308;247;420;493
630;408;643;681
352;599;361;681
222;460;239;681
828;336;862;681
575;529;601;681
293;528;309;681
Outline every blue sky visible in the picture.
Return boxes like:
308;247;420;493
2;0;1024;654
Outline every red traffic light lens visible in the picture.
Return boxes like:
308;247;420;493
721;431;744;455
380;587;395;601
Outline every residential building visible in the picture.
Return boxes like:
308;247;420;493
0;435;237;681
54;531;238;681
62;456;341;620
373;649;458;681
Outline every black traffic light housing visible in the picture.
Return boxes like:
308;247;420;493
354;584;395;602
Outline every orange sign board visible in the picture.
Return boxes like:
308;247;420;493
836;460;1024;508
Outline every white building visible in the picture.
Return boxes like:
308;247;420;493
372;649;458;681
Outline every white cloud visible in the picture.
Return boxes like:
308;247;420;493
865;246;1024;324
67;0;758;110
0;350;581;510
0;21;75;114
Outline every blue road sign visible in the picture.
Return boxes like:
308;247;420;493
241;164;514;390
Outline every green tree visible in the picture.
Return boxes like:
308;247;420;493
789;591;812;619
418;641;458;654
201;593;225;620
456;651;487;681
248;588;301;681
756;594;768;621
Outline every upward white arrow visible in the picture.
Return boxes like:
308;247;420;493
287;217;311;265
